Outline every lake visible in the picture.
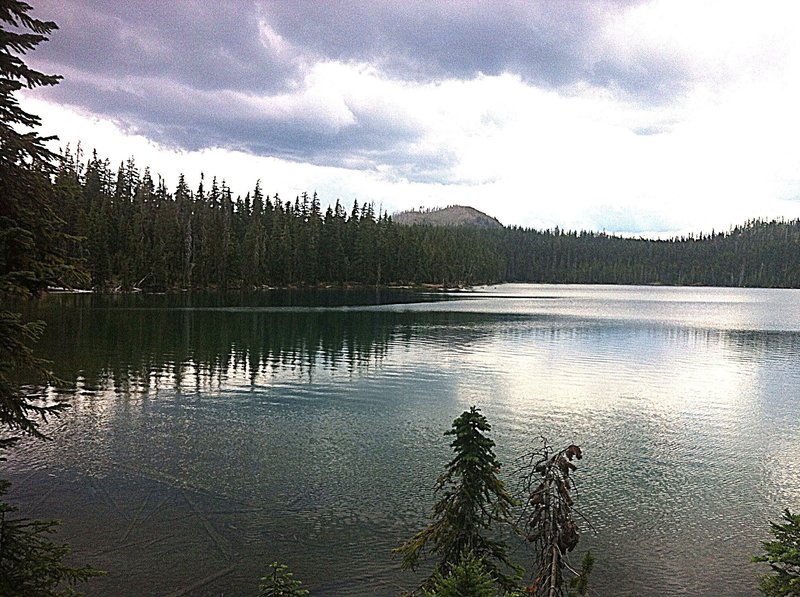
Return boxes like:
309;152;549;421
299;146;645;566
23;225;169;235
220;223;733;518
4;284;800;596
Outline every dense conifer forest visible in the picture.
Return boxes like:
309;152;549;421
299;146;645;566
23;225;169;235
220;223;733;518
41;147;800;291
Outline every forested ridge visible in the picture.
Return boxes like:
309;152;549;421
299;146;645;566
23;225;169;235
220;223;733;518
46;147;800;291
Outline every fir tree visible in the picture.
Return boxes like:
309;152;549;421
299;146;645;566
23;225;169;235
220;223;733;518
259;561;309;597
395;406;519;591
0;0;86;445
422;552;497;597
753;509;800;596
0;3;101;594
0;480;103;597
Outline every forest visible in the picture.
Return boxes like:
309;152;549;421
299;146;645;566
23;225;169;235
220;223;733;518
42;147;800;291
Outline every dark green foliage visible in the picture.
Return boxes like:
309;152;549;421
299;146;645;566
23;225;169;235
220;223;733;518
0;311;65;450
0;0;79;451
0;480;103;596
568;551;594;597
395;406;519;591
0;4;101;595
37;146;800;291
0;0;61;167
753;509;800;596
422;552;497;597
259;561;309;597
0;0;86;297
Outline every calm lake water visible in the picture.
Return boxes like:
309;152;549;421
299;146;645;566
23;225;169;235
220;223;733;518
4;284;800;596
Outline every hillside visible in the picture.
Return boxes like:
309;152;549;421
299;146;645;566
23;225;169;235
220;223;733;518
392;205;503;228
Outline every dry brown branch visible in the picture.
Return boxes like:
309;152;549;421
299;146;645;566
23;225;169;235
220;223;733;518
511;438;586;597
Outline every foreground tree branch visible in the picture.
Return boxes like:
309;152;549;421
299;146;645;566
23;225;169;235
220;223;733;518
753;509;800;596
0;2;101;594
512;439;587;597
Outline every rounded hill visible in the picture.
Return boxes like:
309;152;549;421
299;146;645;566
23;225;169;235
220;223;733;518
392;205;503;228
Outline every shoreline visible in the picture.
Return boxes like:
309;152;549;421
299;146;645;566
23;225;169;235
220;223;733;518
44;282;478;295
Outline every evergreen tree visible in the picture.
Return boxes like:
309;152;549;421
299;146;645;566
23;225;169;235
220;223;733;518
568;551;594;597
242;183;266;287
422;552;497;597
0;2;101;595
0;0;60;167
0;480;102;597
81;152;113;286
0;0;87;445
174;174;193;288
259;561;309;597
10;130;800;291
753;509;800;596
395;406;519;591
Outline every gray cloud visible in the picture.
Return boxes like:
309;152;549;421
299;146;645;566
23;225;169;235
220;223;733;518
33;0;297;93
261;0;682;96
27;0;691;179
37;69;443;179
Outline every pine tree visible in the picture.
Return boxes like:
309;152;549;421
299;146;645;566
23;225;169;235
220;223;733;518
0;480;103;596
259;561;309;597
0;3;101;594
753;509;800;596
395;406;519;591
422;552;497;597
0;0;88;445
0;0;60;166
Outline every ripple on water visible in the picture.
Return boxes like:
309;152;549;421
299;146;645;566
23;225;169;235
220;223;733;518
10;286;800;596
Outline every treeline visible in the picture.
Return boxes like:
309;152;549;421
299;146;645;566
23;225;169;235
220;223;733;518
50;148;800;290
502;221;800;287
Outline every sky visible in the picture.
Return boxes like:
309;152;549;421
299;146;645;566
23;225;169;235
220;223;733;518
19;0;800;236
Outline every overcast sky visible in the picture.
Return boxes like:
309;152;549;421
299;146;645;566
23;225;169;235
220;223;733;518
20;0;800;236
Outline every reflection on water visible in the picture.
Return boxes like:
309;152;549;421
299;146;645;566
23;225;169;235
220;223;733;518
5;285;800;596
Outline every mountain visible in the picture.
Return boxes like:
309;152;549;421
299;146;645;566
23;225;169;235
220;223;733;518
392;205;503;228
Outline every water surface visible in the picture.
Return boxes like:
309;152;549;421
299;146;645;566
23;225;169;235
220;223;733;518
5;284;800;596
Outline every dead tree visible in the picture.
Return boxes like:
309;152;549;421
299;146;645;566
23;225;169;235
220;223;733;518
512;439;586;597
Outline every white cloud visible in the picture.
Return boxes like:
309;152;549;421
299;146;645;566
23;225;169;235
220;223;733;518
22;0;800;238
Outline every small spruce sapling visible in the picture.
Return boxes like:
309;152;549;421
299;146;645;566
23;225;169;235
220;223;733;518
0;480;103;597
422;552;496;597
753;509;800;596
395;406;520;591
259;561;309;597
